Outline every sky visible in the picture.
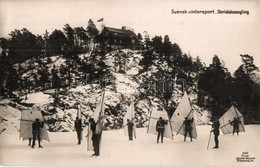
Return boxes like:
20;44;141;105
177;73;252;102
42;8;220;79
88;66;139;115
0;0;260;73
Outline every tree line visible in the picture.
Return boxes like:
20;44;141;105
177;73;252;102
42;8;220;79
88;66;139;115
0;19;99;62
0;20;259;123
137;34;259;123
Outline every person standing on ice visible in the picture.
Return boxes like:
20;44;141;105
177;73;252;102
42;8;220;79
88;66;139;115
31;118;44;148
74;116;82;144
211;118;220;149
183;117;194;142
127;119;134;140
89;118;101;156
156;117;168;143
230;117;240;135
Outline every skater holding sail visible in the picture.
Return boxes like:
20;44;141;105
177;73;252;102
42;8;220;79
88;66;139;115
230;117;240;135
183;117;194;142
156;117;168;143
31;118;44;148
74;116;82;144
89;118;101;156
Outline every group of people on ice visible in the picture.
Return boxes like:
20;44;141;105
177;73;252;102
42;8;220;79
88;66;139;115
155;116;195;143
155;116;194;143
210;117;241;149
155;115;241;149
20;91;244;157
29;113;241;155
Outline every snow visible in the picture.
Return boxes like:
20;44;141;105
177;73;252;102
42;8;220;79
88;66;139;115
0;125;259;166
69;85;93;93
23;92;52;104
113;73;139;95
104;50;141;75
51;56;66;68
78;53;91;60
0;105;20;134
1;49;259;166
0;99;10;105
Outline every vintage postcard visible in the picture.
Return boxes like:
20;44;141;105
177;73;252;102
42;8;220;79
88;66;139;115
0;0;259;166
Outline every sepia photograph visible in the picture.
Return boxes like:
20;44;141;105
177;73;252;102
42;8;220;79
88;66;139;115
0;0;260;166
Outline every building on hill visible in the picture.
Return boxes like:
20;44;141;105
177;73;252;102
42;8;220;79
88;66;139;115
95;26;141;50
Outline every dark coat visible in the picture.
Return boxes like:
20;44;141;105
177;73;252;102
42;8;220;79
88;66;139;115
91;122;99;141
127;121;134;131
32;121;44;133
156;119;167;132
75;119;82;131
231;118;240;128
212;120;220;135
184;118;194;131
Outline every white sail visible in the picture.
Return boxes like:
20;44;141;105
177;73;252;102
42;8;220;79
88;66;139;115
219;105;245;135
147;108;173;140
170;92;197;139
87;91;105;151
77;104;81;119
20;109;50;141
123;101;136;138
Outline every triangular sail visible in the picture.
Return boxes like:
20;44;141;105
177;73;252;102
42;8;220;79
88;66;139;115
87;91;105;151
219;105;245;135
123;101;136;138
147;108;173;139
170;92;197;139
87;125;93;151
20;109;50;141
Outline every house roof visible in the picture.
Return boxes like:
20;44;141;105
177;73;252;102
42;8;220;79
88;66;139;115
103;27;136;37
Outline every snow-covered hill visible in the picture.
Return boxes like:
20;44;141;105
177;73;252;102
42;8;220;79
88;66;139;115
0;49;211;133
0;103;20;134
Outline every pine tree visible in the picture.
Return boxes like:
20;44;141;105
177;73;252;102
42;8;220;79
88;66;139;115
137;33;143;41
234;54;259;123
198;55;233;117
47;29;66;56
8;28;42;61
74;27;89;52
4;65;19;97
86;19;99;39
